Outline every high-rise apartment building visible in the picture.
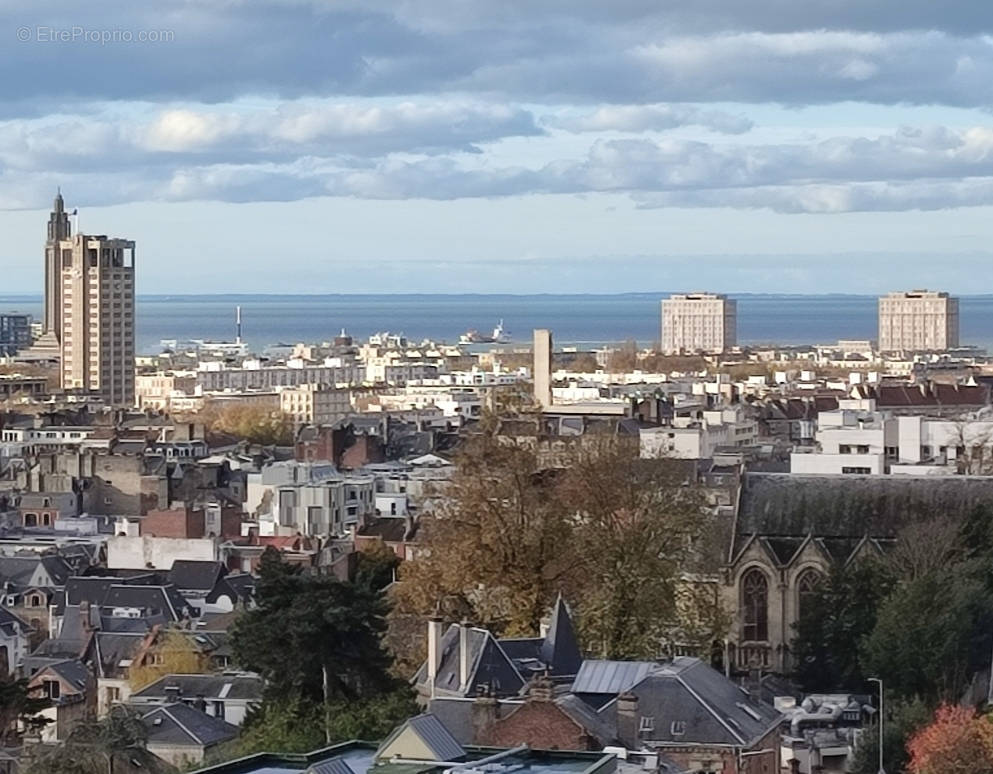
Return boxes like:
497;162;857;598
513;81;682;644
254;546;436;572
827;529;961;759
44;195;136;405
533;329;553;408
878;290;959;353
661;293;736;354
0;314;32;356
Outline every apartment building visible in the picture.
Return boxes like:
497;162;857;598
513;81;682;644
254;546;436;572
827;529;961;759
279;384;352;425
0;314;32;356
790;400;993;475
661;292;736;354
878;290;959;353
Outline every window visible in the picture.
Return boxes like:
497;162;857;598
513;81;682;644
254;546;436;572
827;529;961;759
796;568;823;622
639;715;655;734
841;466;871;474
45;680;60;699
670;720;686;736
742;569;769;642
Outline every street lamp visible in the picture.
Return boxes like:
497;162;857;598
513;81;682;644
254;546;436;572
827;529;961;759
868;677;886;774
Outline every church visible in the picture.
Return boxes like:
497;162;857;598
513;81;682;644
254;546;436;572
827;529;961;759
723;472;993;674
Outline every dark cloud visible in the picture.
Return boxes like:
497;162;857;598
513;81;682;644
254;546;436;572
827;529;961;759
3;1;993;108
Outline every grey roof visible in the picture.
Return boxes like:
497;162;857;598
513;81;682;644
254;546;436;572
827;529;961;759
572;660;654;696
132;672;263;702
94;632;147;679
539;595;582;677
0;555;71;588
413;625;525;699
554;694;617;746
101;584;192;621
599;657;782;749
377;713;465;762
44;659;91;692
168;560;226;592
0;606;29;638
414;600;582;698
309;759;359;774
737;473;993;541
141;703;238;747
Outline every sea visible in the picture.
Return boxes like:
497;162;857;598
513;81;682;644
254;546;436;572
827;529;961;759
2;293;992;356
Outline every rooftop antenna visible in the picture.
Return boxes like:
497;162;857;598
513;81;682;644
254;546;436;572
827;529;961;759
235;305;242;344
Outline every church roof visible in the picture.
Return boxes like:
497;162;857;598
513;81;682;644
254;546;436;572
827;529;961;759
736;473;993;541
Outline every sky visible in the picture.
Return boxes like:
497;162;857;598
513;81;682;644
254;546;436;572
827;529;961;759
2;1;993;294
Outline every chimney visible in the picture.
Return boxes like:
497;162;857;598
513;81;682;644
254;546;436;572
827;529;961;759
616;692;639;748
529;673;555;702
471;685;498;743
427;615;443;697
459;622;471;692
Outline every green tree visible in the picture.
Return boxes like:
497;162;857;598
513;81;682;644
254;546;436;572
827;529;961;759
861;563;993;703
849;697;931;774
25;705;168;774
0;676;51;745
355;538;401;592
791;561;893;692
230;548;400;742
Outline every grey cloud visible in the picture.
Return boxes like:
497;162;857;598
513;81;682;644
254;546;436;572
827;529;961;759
4;1;993;109
8;124;993;213
0;102;542;173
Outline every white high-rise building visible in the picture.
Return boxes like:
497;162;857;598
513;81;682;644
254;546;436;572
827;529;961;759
56;232;136;405
661;293;736;354
878;290;959;353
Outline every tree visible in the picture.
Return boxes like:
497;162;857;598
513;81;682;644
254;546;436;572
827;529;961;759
230;548;400;742
128;628;208;691
208;689;416;764
791;561;893;692
355;538;401;592
560;435;722;659
906;704;993;774
395;431;724;661
0;676;51;746
394;432;577;636
208;403;292;445
861;563;993;703
25;705;168;774
849;697;931;774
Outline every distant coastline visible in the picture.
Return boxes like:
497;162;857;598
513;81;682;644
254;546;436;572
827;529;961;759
3;292;993;355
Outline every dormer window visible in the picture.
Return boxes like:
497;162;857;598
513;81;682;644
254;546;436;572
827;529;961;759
639;716;655;734
670;720;686;736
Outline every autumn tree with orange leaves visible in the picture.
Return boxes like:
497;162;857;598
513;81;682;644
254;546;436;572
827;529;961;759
906;704;993;774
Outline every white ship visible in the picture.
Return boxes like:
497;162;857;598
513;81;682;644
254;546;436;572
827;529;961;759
460;320;510;345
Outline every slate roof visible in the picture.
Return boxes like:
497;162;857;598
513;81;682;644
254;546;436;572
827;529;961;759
309;759;359;774
376;713;466;762
597;657;782;749
101;584;193;621
0;555;71;587
168;560;226;592
0;606;29;638
132;672;263;702
141;703;238;747
414;625;525;699
414;598;583;698
736;473;993;544
539;596;582;677
94;632;147;679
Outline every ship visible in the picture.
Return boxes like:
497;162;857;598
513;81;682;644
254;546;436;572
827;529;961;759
460;320;510;345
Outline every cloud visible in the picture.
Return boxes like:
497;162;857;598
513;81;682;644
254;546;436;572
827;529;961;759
7;123;993;213
549;104;753;134
3;1;993;109
0;101;543;173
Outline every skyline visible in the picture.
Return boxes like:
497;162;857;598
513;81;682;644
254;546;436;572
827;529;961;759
2;1;993;293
